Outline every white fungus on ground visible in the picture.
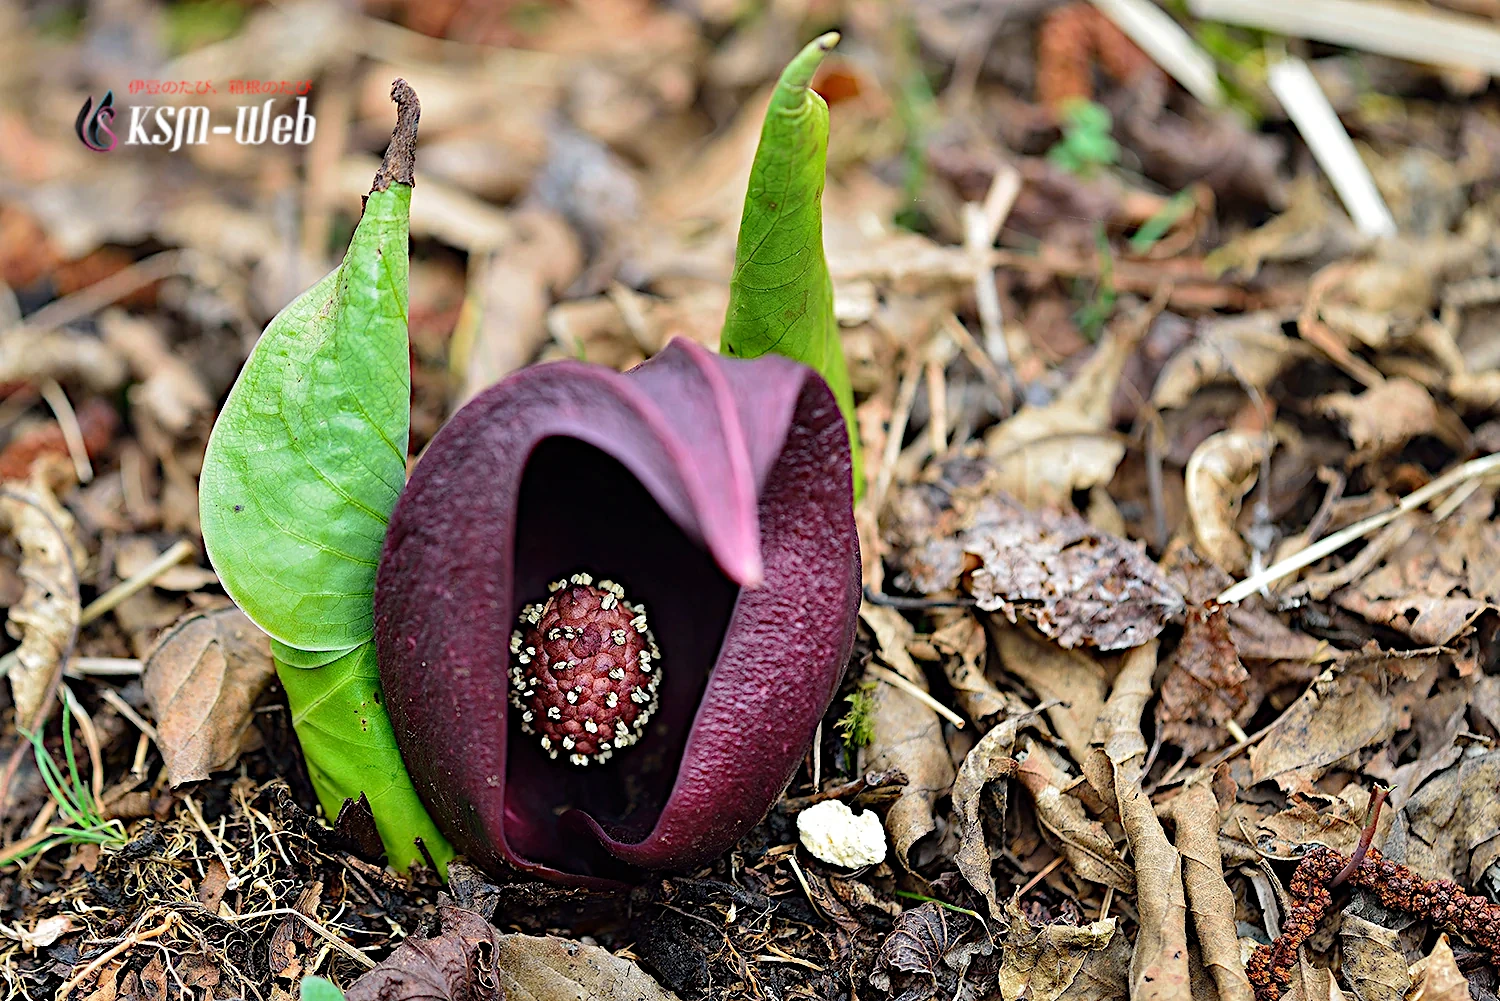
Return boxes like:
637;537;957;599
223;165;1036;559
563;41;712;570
796;799;888;868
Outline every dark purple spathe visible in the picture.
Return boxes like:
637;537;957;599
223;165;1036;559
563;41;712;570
374;338;861;884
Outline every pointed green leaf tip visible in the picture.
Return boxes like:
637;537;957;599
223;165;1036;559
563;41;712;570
721;32;864;500
200;80;452;874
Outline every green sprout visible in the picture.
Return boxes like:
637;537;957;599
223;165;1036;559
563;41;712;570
1047;99;1120;177
1073;224;1118;341
836;682;878;749
3;700;126;867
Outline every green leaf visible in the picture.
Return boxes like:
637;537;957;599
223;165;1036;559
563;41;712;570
721;32;863;500
200;183;412;654
299;976;346;1001
200;84;451;873
278;642;453;874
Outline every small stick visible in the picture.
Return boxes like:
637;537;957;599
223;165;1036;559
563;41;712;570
220;907;378;968
182;794;241;891
785;854;822;919
1018;854;1068;896
39;380;93;483
1220;451;1500;603
866;663;966;729
80;540;195;625
99;688;158;742
66;657;143;677
55;910;180;999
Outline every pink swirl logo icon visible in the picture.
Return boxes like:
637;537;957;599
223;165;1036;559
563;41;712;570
75;91;117;152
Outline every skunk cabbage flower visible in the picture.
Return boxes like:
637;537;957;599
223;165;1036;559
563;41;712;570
374;339;860;884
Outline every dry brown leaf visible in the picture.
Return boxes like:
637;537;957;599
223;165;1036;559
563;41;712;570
1152;312;1307;410
1317;378;1467;462
967;495;1183;652
1092;641;1190;1001
98;310;213;436
1184;431;1270;576
0;481;84;727
1406;936;1468;1001
1158;781;1254;1001
1014;737;1134;893
344;903;502;1001
983;330;1136;507
997;897;1129;1001
952;714;1025;920
987;620;1110;767
1383;749;1500;884
930;613;1009;723
452;208;582;404
142;607;276;786
861;604;956;870
1247;662;1427;794
493;928;679;1001
1331;507;1495;646
869;902;992;998
1156;601;1249;756
1338;914;1409;1001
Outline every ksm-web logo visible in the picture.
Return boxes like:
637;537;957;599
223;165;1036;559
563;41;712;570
74;92;316;152
75;90;117;152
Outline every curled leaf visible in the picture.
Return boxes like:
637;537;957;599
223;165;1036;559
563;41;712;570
1184;431;1270;576
998;897;1128;1001
720;33;862;496
1;482;83;726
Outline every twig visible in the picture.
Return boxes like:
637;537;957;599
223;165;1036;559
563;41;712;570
66;657;144;677
5;250;188;340
785;854;821;919
55;910;180;999
871;351;924;511
1219;451;1500;603
80;540;195;625
1266;58;1395;237
1187;0;1500;77
963;167;1021;412
182;794;242;891
99;687;158;742
39;380;92;483
1018;854;1068;896
866;663;966;729
861;587;976;610
220;908;377;969
1091;0;1222;106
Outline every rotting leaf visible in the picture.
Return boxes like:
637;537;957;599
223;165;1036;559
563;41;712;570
861;604;956;870
0;481;84;727
490;932;679;1001
966;494;1183;651
997;897;1129;1001
930;614;1008;723
1248;662;1421;795
1152;311;1308;409
720;32;862;497
1407;935;1468;1001
1338;913;1409;1001
983;329;1139;508
986;619;1109;766
1090;641;1190;1001
952;714;1027;919
1156;600;1249;756
1157;780;1254;1001
142;606;276;786
343;903;501;1001
1383;749;1500;884
1318;377;1467;463
869;902;992;1000
1014;737;1134;893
